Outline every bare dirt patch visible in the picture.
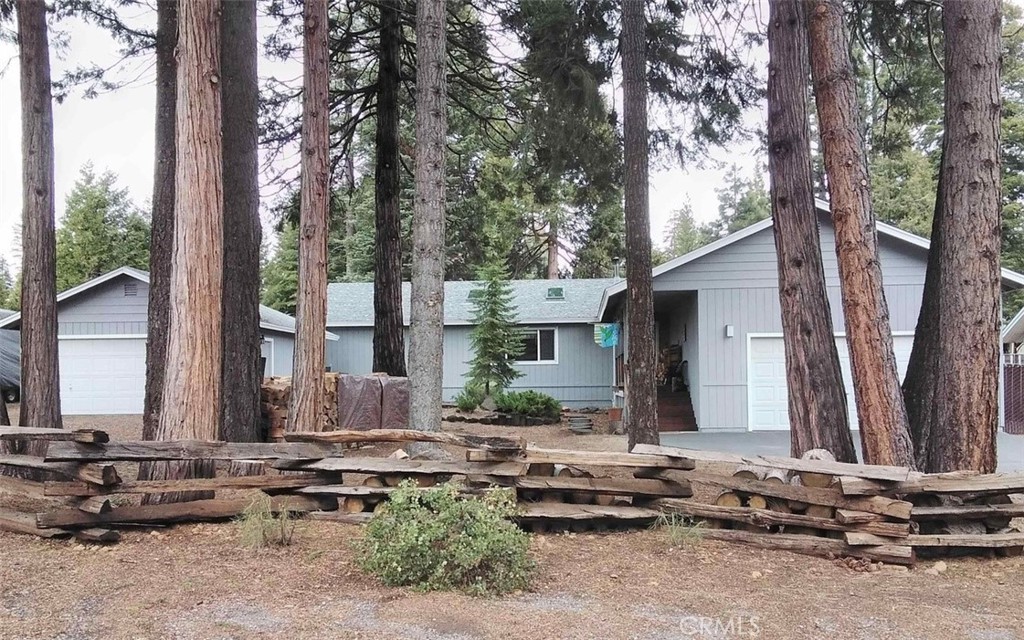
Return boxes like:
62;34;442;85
0;523;1021;639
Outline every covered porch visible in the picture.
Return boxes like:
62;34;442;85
607;289;700;432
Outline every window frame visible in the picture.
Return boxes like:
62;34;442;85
514;327;559;365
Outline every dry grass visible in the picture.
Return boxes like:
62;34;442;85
236;494;298;550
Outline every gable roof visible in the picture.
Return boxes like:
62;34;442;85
327;278;618;327
597;200;1024;320
1003;305;1024;344
0;266;336;340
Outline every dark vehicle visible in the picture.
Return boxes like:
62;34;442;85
0;329;19;405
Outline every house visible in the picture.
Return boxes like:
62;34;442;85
0;266;337;415
599;202;1024;432
325;279;619;408
325;204;1024;430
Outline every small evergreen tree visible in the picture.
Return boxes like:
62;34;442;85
466;261;523;395
261;223;300;315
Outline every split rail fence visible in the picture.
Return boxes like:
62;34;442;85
0;426;1021;568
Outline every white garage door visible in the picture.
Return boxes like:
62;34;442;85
59;337;146;415
748;335;915;431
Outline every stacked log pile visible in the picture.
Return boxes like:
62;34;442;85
261;373;341;438
636;444;1024;566
260;377;291;439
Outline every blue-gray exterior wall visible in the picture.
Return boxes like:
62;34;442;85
53;275;303;378
263;329;295;377
654;214;927;432
57;274;149;336
326;323;615;408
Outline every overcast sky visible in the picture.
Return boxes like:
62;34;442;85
0;8;765;271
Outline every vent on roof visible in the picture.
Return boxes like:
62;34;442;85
124;282;138;297
545;286;565;301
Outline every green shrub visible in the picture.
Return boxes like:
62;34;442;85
454;383;485;412
236;494;297;549
357;481;533;596
495;390;561;419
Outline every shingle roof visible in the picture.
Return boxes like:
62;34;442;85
0;266;337;340
258;305;297;332
326;279;620;327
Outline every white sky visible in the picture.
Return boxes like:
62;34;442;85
0;8;765;271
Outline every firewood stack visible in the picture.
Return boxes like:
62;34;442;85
637;444;1024;567
260;377;291;439
260;373;341;438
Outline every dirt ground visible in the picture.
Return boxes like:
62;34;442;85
1;412;1022;639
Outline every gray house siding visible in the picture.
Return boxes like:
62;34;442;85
328;327;375;375
653;213;928;432
57;274;149;336
327;323;614;408
262;329;295;377
49;273;305;379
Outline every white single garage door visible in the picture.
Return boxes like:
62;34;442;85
59;337;146;415
748;334;915;431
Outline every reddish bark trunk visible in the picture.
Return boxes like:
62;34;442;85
766;0;856;462
148;0;224;502
926;0;1002;473
807;0;914;467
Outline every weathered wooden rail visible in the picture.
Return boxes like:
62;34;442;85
0;426;1020;567
641;443;1024;565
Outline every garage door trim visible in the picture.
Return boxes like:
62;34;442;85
59;334;148;340
745;331;916;432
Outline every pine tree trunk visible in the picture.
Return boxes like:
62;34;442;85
219;0;262;443
766;0;856;462
344;69;358;280
620;0;658;448
15;0;60;434
288;0;330;433
149;0;223;502
927;0;1002;473
408;0;448;435
372;0;408;377
903;168;944;469
547;220;559;279
807;0;914;467
142;0;177;446
6;0;61;480
344;134;358;278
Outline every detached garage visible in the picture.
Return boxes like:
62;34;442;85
0;267;331;415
